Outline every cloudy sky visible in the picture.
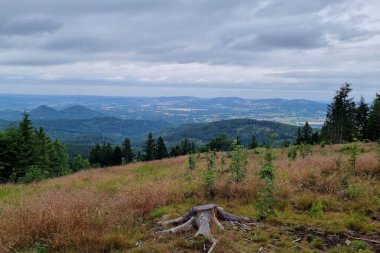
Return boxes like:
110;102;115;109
0;0;379;100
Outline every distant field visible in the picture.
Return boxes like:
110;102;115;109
0;143;379;252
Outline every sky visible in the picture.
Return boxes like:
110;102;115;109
0;0;379;100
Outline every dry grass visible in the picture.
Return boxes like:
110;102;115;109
0;144;379;252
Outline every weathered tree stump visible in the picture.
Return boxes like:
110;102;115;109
156;204;253;253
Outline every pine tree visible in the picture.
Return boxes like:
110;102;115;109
121;137;134;164
302;122;313;144
249;135;258;149
181;137;193;155
236;136;242;146
144;132;156;161
355;96;369;140
368;93;380;141
322;83;356;144
112;146;122;165
170;145;181;157
12;113;36;180
156;136;169;160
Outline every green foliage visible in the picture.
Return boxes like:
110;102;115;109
89;143;121;167
188;153;196;170
121;138;134;164
310;237;324;250
309;201;324;217
144;132;156;161
342;142;361;174
256;149;276;219
70;155;91;172
229;141;248;183
351;240;369;250
203;166;215;198
287;146;298;163
19;166;47;184
322;83;356;144
206;133;232;151
345;184;366;199
298;143;312;158
367;93;380;141
33;241;49;253
376;143;380;162
156;136;169;160
249;135;258;149
0;113;70;182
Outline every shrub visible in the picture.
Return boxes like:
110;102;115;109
299;144;312;159
309;201;324;217
203;167;215;198
19;166;47;184
344;142;361;173
188;154;196;170
229;142;248;183
256;149;276;219
345;184;366;199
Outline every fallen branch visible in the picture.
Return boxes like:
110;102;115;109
345;234;380;244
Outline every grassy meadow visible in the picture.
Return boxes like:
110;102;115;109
0;143;379;252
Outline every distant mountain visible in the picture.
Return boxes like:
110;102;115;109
161;118;298;147
60;105;103;119
30;105;59;119
29;105;103;120
0;95;327;126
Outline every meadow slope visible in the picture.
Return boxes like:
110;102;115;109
0;143;379;252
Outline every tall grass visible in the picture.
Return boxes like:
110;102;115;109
0;144;379;252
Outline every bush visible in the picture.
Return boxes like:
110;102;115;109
188;154;196;170
19;166;47;184
345;184;366;199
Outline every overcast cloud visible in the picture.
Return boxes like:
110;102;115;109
0;0;379;100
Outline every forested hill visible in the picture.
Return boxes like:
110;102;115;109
161;118;298;147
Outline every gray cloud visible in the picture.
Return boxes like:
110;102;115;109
0;0;379;99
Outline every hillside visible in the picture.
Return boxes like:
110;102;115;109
162;118;298;147
1;143;379;252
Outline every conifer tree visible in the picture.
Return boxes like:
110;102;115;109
355;96;369;140
121;137;134;164
302;122;313;144
112;146;122;165
368;93;380;141
156;136;169;160
249;135;258;149
144;132;156;161
322;83;356;143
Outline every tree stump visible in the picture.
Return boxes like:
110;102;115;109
156;204;253;253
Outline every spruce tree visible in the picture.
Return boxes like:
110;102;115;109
144;132;156;161
249;135;258;149
368;93;380;141
156;136;169;160
355;96;369;140
322;83;356;144
302;122;313;144
181;137;193;155
112;146;122;165
121;137;134;163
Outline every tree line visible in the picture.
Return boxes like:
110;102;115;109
87;133;261;167
0;113;89;183
295;83;379;145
